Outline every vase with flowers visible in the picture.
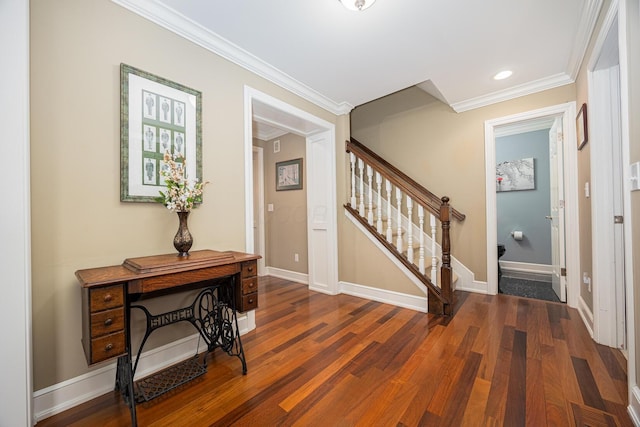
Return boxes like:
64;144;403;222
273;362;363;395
156;152;207;256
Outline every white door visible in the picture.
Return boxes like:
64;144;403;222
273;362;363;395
252;146;266;275
549;117;567;302
306;131;338;294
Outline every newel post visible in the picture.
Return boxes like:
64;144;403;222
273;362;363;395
440;196;453;315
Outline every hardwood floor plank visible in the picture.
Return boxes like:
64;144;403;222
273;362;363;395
572;356;607;411
504;329;527;426
484;325;515;421
540;344;572;426
460;377;491;427
36;278;633;427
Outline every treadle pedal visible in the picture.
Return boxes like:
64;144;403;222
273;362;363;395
134;357;206;403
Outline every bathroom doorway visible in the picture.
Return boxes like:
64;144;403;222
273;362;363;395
485;102;579;306
494;116;564;302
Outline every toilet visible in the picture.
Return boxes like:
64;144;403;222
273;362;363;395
497;244;506;292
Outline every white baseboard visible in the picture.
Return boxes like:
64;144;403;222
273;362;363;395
456;280;488;294
33;311;254;423
339;280;427;313
265;266;309;284
500;261;553;281
577;295;595;338
629;386;640;426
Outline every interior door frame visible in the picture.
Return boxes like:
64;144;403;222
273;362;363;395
243;86;339;295
587;4;630;350
252;146;266;275
484;102;579;309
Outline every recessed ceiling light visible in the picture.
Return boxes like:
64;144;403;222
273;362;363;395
493;70;513;80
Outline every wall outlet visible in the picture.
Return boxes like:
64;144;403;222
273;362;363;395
294;253;299;262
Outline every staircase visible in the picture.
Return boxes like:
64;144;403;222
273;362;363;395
345;138;465;315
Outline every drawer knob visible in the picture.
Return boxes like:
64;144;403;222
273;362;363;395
103;294;113;302
104;318;113;326
105;343;113;352
248;266;254;272
248;298;254;303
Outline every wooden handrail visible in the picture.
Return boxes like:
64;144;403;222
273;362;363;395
346;138;466;222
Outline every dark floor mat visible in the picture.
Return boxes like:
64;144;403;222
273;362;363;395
499;276;561;303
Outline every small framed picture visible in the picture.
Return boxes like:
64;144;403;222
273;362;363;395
276;158;303;191
577;103;588;150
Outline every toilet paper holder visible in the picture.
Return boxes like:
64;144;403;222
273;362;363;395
510;231;524;241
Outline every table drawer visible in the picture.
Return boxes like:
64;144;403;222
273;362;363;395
240;293;258;311
241;260;257;278
90;331;125;364
241;277;258;295
90;285;124;312
90;308;125;338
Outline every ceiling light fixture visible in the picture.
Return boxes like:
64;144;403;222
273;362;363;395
493;70;513;80
339;0;376;11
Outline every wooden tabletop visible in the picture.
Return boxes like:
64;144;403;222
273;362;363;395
75;250;260;289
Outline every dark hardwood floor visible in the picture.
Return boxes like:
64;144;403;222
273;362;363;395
37;276;633;426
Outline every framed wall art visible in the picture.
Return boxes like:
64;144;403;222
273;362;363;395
576;103;588;150
496;157;535;192
120;63;202;202
276;158;303;191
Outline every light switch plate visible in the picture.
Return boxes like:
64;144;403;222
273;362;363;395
630;162;640;191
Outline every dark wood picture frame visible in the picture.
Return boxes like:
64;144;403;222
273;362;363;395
577;103;588;150
276;158;303;191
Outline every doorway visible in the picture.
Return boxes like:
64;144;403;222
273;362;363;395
243;86;338;297
485;103;580;308
588;11;627;349
494;116;565;303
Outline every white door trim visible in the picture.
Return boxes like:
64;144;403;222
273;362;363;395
0;0;33;425
243;86;338;295
252;146;266;275
484;102;579;309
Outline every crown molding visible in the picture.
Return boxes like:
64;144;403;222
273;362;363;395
567;0;605;79
451;73;574;113
111;0;353;116
452;0;601;113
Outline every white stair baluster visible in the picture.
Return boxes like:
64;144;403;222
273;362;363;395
418;205;425;274
376;172;383;233
358;158;365;216
350;152;356;208
431;213;438;286
396;187;403;251
367;165;374;225
406;196;413;264
386;180;393;243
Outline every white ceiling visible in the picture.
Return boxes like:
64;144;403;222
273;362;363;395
114;0;601;114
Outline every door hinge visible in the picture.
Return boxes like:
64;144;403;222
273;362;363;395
561;268;567;277
614;215;624;224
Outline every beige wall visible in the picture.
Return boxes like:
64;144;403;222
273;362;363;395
350;85;576;283
264;134;308;273
30;0;341;390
